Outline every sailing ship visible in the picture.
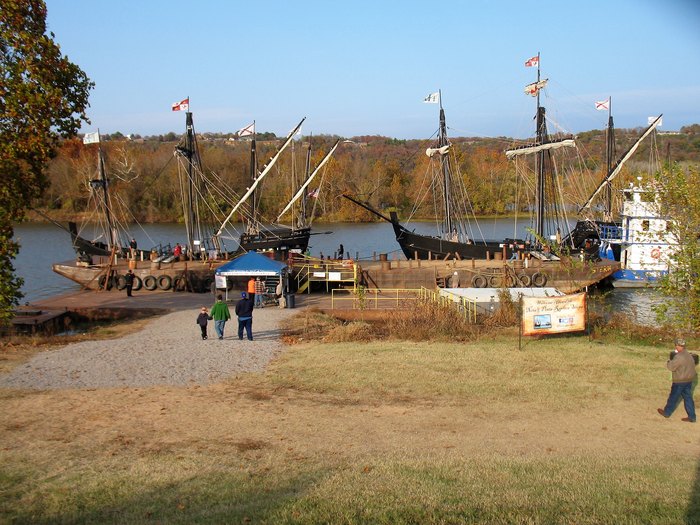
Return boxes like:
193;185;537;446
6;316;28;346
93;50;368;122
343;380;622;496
345;57;620;290
565;105;663;261
66;131;152;262
53;108;230;292
214;120;338;257
344;91;518;261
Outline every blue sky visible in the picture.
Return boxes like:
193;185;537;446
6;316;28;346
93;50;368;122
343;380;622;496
45;0;700;139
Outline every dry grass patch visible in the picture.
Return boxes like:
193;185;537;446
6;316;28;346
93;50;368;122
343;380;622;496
2;310;700;523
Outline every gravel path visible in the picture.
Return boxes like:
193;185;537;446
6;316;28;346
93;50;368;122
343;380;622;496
0;306;296;390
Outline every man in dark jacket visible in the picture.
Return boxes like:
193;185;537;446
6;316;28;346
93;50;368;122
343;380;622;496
658;337;697;422
124;270;135;297
235;291;255;341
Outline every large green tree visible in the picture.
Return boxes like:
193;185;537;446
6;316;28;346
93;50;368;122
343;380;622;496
0;0;92;323
654;164;700;331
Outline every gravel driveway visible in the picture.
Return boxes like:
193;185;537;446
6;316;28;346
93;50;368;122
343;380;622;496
0;306;296;390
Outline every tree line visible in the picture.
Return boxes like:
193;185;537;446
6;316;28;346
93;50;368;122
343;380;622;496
32;125;700;227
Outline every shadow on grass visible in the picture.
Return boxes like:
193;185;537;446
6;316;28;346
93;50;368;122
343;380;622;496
6;468;329;525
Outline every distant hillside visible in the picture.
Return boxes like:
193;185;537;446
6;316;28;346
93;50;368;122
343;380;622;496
32;124;700;224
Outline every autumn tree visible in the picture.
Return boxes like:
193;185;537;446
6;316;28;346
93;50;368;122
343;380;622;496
0;0;93;323
653;164;700;331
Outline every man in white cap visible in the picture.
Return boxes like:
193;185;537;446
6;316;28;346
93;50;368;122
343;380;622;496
658;337;697;422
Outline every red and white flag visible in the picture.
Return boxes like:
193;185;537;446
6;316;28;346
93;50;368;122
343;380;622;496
237;122;255;137
524;79;548;96
525;55;539;68
595;99;610;111
307;188;320;198
172;98;189;112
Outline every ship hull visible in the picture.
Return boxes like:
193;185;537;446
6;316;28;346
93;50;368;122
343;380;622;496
239;227;311;255
52;258;225;293
392;222;516;260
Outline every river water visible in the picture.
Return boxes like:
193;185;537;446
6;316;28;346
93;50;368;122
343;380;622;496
12;220;659;324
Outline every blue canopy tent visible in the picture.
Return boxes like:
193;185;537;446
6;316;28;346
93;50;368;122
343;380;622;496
214;252;288;301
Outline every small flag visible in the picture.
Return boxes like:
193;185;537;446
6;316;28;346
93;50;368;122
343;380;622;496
648;116;662;127
82;131;100;144
172;98;189;111
423;92;440;104
525;55;539;68
307;188;320;198
524;79;548;96
238;122;255;137
595;99;610;111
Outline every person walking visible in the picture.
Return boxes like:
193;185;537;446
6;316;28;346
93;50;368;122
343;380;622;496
658;337;697;422
196;307;212;340
254;277;265;308
124;270;135;297
235;291;254;341
210;294;231;340
247;276;256;304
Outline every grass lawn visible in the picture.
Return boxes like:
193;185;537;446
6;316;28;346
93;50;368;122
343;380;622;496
1;332;699;524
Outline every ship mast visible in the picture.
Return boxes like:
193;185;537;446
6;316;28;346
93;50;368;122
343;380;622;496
604;98;615;220
534;53;547;241
437;90;452;236
95;134;117;250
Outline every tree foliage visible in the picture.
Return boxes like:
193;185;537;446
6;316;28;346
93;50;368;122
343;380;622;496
0;0;93;323
654;164;700;331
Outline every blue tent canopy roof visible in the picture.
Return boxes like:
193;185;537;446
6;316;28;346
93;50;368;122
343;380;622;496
215;251;287;276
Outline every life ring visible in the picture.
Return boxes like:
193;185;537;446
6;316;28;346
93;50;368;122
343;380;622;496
115;275;127;290
157;275;172;290
132;276;143;291
489;275;503;288
143;275;158;290
532;272;548;287
472;274;488;288
518;274;532;287
651;247;661;259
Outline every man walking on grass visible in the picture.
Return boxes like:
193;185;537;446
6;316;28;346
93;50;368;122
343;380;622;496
658;337;697;422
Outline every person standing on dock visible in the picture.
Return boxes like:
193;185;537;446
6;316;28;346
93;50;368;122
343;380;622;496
247;276;256;303
210;294;231;340
129;238;137;259
338;243;344;260
235;292;254;341
124;270;135;297
658;337;697;422
254;277;265;308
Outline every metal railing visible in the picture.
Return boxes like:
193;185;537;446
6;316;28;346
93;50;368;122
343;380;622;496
419;287;478;323
331;288;421;309
292;256;357;293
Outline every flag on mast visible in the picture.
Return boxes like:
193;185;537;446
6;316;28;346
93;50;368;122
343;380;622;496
237;122;255;137
172;98;189;111
423;92;440;104
525;55;539;67
595;99;610;111
648;116;662;127
307;188;320;198
82;131;100;144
